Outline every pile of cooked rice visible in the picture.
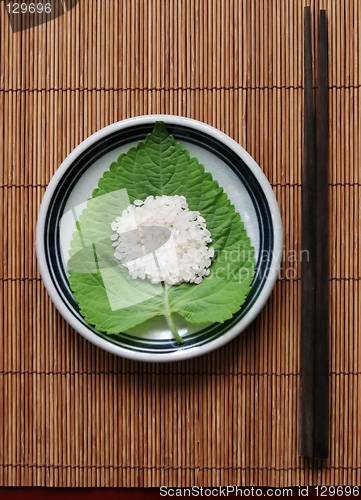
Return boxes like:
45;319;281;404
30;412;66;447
111;194;214;285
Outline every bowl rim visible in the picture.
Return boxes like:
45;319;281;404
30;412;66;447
36;114;283;362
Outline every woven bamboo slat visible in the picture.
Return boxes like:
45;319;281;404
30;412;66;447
0;0;360;487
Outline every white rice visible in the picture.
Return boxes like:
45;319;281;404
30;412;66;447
111;194;214;285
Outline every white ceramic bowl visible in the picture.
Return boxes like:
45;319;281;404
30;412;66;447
36;115;283;362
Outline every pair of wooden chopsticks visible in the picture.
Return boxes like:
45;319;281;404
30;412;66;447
300;7;329;460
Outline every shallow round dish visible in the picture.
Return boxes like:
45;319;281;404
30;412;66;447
36;115;283;362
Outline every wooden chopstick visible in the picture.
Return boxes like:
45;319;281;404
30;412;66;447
299;5;316;458
300;7;330;459
314;9;329;460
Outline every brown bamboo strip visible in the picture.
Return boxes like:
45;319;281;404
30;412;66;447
194;0;200;122
109;0;115;126
15;22;21;488
0;368;302;376
0;5;4;488
356;3;361;487
169;0;174;117
6;10;12;489
348;2;357;471
146;0;152;117
206;354;212;487
334;0;342;485
203;0;209;129
20;10;28;489
328;0;335;484
280;0;287;486
288;3;296;487
330;0;338;482
209;0;215;129
347;0;355;485
102;350;108;488
348;0;355;484
2;83;319;93
270;0;278;483
264;2;272;483
164;0;170;117
1;6;7;488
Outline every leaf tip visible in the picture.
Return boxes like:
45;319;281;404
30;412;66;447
152;121;170;140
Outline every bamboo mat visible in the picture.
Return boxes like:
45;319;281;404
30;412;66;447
0;0;360;488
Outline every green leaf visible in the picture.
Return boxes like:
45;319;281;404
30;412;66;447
68;122;255;343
